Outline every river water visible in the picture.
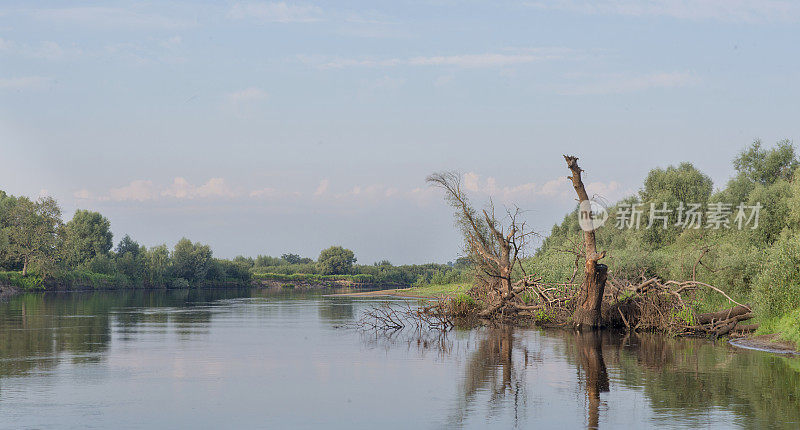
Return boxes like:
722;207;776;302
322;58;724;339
0;288;797;429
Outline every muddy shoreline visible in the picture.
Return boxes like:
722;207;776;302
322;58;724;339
730;334;799;355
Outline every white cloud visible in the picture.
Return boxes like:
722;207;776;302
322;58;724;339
226;87;268;104
0;76;52;90
108;180;159;202
0;38;84;60
463;172;480;192
334;184;389;200
162;177;238;199
407;53;549;68
195;178;238;199
73;189;91;199
586;181;625;202
30;7;191;29
313;179;330;196
525;0;800;23
99;178;238;202
458;172;625;202
302;48;569;69
250;187;279;198
538;178;570;197
228;2;323;23
560;71;699;95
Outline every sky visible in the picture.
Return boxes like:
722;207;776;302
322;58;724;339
1;0;799;264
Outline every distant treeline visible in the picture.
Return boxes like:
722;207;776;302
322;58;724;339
0;192;469;291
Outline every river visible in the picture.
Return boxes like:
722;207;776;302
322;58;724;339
0;288;797;429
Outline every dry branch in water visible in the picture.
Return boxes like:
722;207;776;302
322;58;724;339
356;301;454;332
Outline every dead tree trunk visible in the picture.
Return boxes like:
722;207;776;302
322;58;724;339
564;155;607;330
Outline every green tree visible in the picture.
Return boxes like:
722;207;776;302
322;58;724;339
5;196;63;276
280;253;312;264
0;190;19;269
232;255;254;268
733;139;798;186
63;210;113;267
143;244;170;286
254;255;284;267
638;162;713;246
115;235;144;282
115;235;141;257
752;230;800;319
316;246;356;275
171;238;212;283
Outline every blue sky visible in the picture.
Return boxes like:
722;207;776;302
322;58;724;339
1;1;799;263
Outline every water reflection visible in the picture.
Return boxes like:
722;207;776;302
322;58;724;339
0;290;797;429
450;325;526;427
575;332;609;430
387;323;800;429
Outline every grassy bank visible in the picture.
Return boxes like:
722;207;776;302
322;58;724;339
399;282;470;297
758;309;800;349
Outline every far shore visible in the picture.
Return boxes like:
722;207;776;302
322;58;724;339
332;288;439;299
333;283;469;299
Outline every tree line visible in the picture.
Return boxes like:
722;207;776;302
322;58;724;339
0;193;468;290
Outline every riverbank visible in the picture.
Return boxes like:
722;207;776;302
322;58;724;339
334;283;469;299
0;272;397;300
730;334;800;355
340;282;800;355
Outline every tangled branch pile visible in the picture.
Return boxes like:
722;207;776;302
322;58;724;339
605;278;756;336
413;155;760;337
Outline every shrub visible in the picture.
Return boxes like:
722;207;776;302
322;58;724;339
172;277;190;289
752;231;800;319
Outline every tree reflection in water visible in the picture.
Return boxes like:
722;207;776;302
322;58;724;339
363;322;800;429
575;331;609;430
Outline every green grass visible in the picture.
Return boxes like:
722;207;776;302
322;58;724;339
396;282;470;297
758;307;800;350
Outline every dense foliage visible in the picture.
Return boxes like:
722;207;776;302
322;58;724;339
530;140;800;343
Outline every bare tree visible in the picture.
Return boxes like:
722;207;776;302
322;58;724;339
427;172;536;317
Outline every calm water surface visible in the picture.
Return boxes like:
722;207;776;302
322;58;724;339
0;288;798;429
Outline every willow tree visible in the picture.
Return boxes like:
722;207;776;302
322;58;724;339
5;196;63;276
427;172;536;317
